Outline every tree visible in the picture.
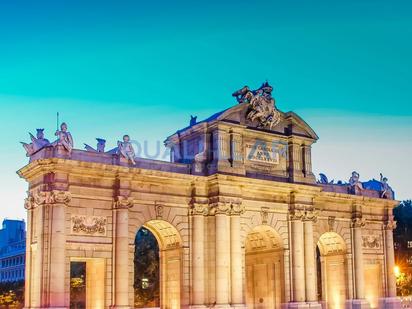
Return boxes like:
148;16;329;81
134;227;160;307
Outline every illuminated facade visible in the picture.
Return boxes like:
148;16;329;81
18;86;400;309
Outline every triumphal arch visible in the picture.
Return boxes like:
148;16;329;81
18;82;400;309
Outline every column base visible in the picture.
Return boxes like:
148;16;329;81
345;299;371;309
307;301;322;309
214;305;233;309
379;297;401;309
283;302;310;309
190;306;208;309
230;304;247;309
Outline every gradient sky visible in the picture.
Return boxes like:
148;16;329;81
0;0;411;222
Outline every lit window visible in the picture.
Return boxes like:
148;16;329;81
408;241;412;248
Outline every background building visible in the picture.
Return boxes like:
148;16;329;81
0;219;26;283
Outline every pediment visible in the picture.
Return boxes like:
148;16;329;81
214;103;318;141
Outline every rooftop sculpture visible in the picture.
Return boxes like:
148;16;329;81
117;135;136;165
21;129;50;157
52;122;74;154
232;81;281;130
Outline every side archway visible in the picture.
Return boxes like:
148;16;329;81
134;219;182;309
317;232;348;309
245;225;285;309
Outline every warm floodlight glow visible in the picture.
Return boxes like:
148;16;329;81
394;265;401;278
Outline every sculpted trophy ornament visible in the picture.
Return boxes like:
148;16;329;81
232;81;281;130
21;128;51;156
117;135;136;165
84;138;106;153
53;122;74;153
349;171;363;195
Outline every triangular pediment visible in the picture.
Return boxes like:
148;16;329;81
213;103;318;141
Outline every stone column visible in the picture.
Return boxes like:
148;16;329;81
49;190;71;308
304;211;318;303
384;220;397;297
291;210;306;303
230;201;245;307
214;202;231;307
24;196;34;308
191;203;207;307
113;196;133;308
352;217;366;300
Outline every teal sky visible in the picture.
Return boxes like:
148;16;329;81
0;0;411;221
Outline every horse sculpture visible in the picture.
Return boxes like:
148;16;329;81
232;82;281;130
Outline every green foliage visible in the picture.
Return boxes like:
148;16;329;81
134;227;160;307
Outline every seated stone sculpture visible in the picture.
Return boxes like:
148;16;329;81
21;129;50;156
380;173;394;199
117;135;136;165
53;122;74;153
349;171;363;195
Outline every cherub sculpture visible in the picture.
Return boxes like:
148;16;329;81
380;173;394;199
349;171;363;195
84;138;106;153
117;135;136;165
53;122;74;153
21;129;50;156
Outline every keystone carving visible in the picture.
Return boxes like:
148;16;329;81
261;207;269;224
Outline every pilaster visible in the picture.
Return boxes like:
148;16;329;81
112;195;133;309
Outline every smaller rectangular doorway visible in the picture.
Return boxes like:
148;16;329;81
70;258;105;309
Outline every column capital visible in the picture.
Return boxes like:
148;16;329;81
351;217;366;228
50;190;72;205
24;194;36;210
113;195;134;209
384;220;397;230
303;209;318;222
209;196;242;216
30;190;71;206
191;203;209;216
289;207;317;222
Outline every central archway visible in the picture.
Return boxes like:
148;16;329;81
317;232;348;309
245;225;285;309
134;220;182;309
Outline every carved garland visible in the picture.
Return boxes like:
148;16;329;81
71;216;107;236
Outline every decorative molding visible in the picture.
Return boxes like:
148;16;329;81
362;236;381;249
71;215;107;236
114;195;133;209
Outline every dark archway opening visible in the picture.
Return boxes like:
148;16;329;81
316;246;322;301
134;227;160;308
